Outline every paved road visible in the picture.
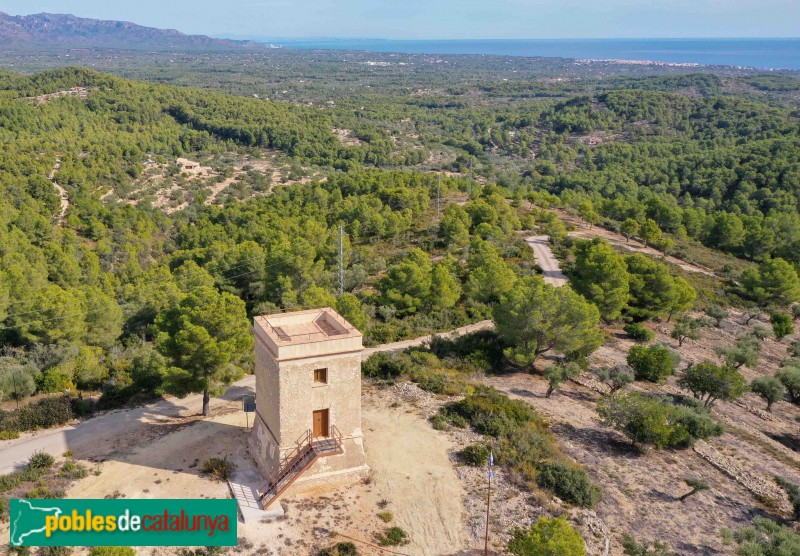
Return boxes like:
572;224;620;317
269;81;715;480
526;235;568;287
0;320;495;474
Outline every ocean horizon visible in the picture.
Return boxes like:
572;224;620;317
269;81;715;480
239;37;800;71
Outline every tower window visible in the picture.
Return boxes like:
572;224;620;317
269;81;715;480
314;368;328;384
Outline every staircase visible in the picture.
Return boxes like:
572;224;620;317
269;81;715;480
259;425;343;509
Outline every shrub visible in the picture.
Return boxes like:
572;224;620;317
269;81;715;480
89;548;137;556
732;518;800;555
775;476;800;519
535;462;601;508
28;451;55;470
429;329;504;370
377;511;394;523
771;312;794;340
623;323;654;342
508;516;586;556
377;526;409;547
429;414;449;431
60;460;89;480
621;534;674;555
449;386;543;437
593;366;635;392
598;391;723;449
494;428;556;468
0;430;19;439
458;443;490;466
1;396;74;433
27;485;65;499
627;344;679;383
777;366;800;403
0;467;48;493
705;306;729;327
41;548;72;556
318;543;358;556
201;457;237;481
361;352;404;380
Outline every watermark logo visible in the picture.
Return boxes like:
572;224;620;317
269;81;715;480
10;499;237;546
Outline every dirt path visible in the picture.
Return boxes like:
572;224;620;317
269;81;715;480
48;158;69;220
525;235;568;287
551;208;715;276
362;320;494;358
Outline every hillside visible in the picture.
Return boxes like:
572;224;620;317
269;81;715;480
4;65;800;554
0;12;259;51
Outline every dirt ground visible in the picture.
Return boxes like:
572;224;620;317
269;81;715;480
47;385;471;556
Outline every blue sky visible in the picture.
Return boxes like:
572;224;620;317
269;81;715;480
1;0;798;39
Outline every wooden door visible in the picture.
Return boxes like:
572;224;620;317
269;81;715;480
313;409;329;438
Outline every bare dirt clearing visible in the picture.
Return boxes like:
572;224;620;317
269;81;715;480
39;386;472;556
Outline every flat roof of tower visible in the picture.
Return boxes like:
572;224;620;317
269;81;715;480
253;307;362;347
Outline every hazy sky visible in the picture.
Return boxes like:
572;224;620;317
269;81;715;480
1;0;798;39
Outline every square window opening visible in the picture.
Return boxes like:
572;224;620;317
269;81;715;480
314;368;328;384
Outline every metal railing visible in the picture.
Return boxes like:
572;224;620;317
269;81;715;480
259;425;345;504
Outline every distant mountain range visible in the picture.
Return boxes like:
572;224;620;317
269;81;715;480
0;12;261;51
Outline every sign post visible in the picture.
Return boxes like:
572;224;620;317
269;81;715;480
242;394;256;430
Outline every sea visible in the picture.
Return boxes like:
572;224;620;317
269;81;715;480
259;38;800;71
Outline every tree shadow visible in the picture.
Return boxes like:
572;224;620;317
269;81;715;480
550;422;639;457
510;387;538;398
765;431;800;452
5;379;256;476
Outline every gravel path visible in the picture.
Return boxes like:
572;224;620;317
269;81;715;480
525;235;568;287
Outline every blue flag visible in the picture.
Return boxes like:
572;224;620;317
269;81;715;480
489;451;494;480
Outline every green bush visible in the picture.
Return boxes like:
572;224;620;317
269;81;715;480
508;516;586;556
377;526;409;547
318;543;358;556
449;386;543;437
598;391;723;449
201;457;237;481
494;427;556;468
458;443;490;466
732;518;800;555
429;329;504;370
623;323;654;342
361;352;404;380
89;548;136;556
0;396;74;433
40;548;72;556
429;414;449;430
28;451;55;470
536;462;602;508
60;460;89;480
0;430;20;439
0;466;48;493
627;344;679;383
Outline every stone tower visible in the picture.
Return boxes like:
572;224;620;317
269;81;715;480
248;308;368;490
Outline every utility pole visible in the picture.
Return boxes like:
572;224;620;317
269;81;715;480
484;451;493;555
469;158;474;196
338;224;344;296
436;174;441;221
